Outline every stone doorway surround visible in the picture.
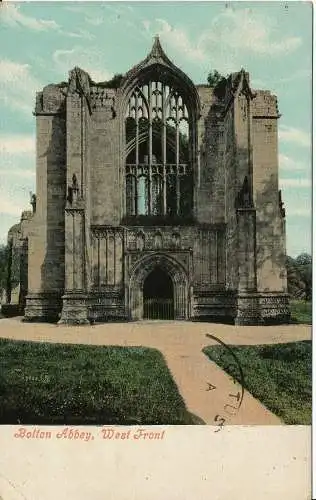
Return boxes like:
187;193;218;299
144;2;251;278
128;252;190;320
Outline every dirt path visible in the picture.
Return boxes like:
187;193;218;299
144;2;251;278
0;318;311;425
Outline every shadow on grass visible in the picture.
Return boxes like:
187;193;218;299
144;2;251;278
203;340;312;425
0;339;202;425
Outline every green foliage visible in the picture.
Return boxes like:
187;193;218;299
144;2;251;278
203;340;312;425
290;300;312;325
286;253;312;301
95;73;124;89
207;70;227;98
0;340;198;425
207;70;225;87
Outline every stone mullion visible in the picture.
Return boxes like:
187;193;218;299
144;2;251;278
135;92;139;166
176;98;180;216
162;84;167;216
135;92;139;216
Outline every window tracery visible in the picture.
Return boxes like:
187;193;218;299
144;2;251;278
125;80;193;218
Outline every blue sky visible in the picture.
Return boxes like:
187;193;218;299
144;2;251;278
0;1;312;256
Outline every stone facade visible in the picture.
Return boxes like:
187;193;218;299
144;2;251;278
4;38;290;324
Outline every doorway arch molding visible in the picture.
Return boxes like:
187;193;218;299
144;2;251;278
129;252;189;320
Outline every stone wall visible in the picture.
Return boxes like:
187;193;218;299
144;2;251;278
89;91;121;226
4;212;33;315
252;91;287;293
223;104;238;290
196;85;226;224
24;84;67;321
8;54;289;324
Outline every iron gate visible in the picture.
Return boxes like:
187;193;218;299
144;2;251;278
143;298;174;320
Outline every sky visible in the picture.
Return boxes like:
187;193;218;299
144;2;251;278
0;1;312;257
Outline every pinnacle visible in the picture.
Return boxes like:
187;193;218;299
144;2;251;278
150;34;164;59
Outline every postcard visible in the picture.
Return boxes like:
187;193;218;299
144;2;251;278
0;1;312;498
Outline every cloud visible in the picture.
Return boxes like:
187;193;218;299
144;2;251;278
143;8;302;70
143;19;205;63
1;134;35;155
64;5;88;14
279;125;311;148
67;29;95;41
279;154;311;173
286;208;311;217
1;4;93;40
1;3;59;31
0;134;36;183
0;197;25;217
252;68;311;92
0;174;34;218
64;3;137;33
53;48;112;82
1;169;35;180
206;7;301;56
280;178;311;188
278;69;312;84
0;59;42;116
85;16;104;27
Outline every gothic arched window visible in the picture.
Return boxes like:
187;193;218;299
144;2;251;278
125;80;193;218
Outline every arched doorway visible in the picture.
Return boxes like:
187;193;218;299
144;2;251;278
129;252;189;320
143;267;174;319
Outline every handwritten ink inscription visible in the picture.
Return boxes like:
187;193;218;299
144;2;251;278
205;333;245;432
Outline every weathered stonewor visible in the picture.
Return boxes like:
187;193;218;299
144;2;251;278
4;37;290;325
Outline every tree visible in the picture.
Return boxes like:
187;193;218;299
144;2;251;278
296;253;312;301
97;74;124;89
296;253;312;266
286;253;312;301
207;70;227;99
207;70;225;87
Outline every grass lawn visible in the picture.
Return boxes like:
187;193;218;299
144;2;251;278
203;340;312;425
0;339;199;425
290;300;312;325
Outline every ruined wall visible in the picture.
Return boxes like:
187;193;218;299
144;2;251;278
222;103;238;290
6;224;22;305
252;91;287;292
17;58;289;324
5;212;33;314
64;89;89;294
89;88;122;226
196;86;225;224
24;85;66;320
233;82;257;295
28;86;66;295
